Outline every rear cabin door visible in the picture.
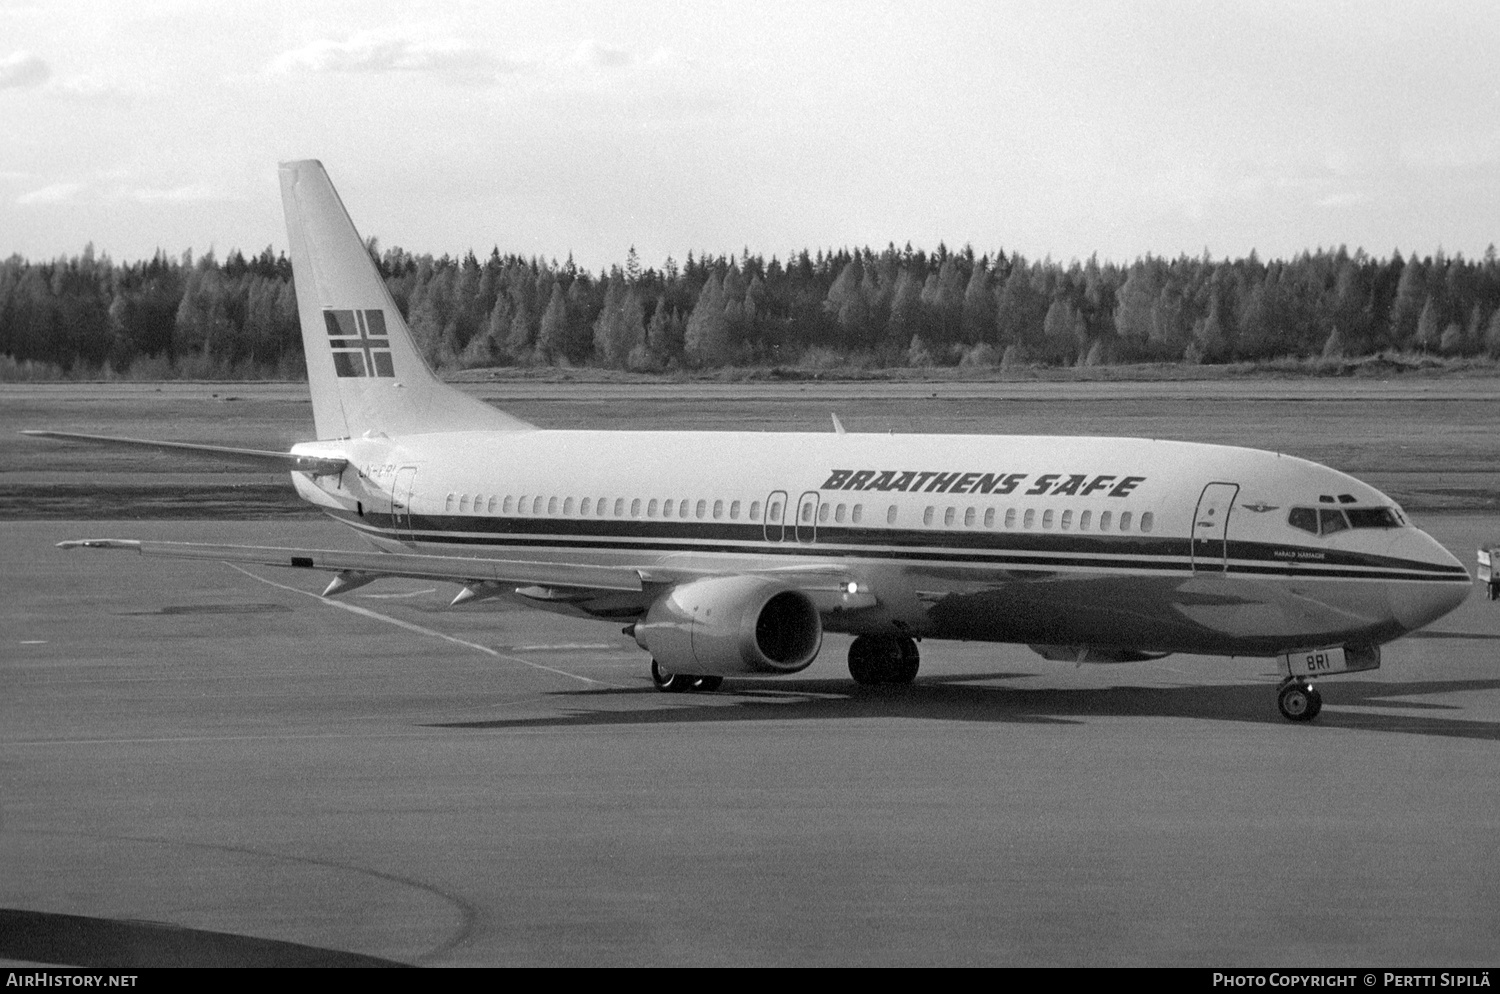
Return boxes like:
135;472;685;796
392;466;417;543
1191;482;1239;572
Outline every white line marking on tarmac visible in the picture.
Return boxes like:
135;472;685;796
226;564;614;687
19;640;47;644
356;588;437;599
508;643;619;652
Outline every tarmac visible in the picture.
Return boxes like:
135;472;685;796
3;514;1499;966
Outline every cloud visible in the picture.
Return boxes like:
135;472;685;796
17;182;83;205
570;40;633;70
126;183;227;203
268;29;514;82
0;50;49;89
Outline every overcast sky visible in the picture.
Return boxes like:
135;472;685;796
3;0;1498;270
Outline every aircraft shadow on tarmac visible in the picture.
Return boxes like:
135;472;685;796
432;674;1500;742
0;908;407;968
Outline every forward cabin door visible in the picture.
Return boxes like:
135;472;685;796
1191;482;1239;572
392;466;417;543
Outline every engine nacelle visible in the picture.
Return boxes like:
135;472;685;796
1029;644;1172;664
634;575;823;676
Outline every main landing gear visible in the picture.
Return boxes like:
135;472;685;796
1277;679;1323;722
847;634;920;686
650;659;723;694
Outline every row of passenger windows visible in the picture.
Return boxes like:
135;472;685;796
450;494;766;521
917;506;1153;533
442;492;1153;532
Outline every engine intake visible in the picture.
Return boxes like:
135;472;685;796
634;575;822;676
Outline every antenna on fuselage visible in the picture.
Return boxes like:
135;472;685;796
831;413;846;435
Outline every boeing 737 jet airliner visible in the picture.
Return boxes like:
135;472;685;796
26;160;1473;722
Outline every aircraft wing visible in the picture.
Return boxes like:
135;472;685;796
20;430;347;476
58;539;644;593
58;539;878;610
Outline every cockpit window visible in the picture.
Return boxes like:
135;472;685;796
1345;507;1401;529
1319;508;1349;535
1288;507;1318;534
1289;505;1402;536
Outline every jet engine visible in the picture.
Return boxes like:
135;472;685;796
634;575;822;676
1029;644;1172;664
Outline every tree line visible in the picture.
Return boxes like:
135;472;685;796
4;239;1500;378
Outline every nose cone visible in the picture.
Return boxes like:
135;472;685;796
1390;530;1471;631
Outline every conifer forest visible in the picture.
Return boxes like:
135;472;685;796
4;239;1500;379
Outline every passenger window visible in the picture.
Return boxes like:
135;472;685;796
663;499;674;517
984;508;995;528
580;498;591;515
648;499;659;517
923;507;935;526
1288;507;1318;534
1024;509;1036;529
563;497;575;515
733;500;744;519
1319;508;1349;535
446;494;456;511
1079;509;1091;531
696;500;707;518
852;504;863;524
1099;510;1112;531
1061;510;1072;530
503;496;514;514
886;505;898;525
749;501;760;520
1005;508;1017;528
548;497;558;515
630;498;641;517
1120;511;1132;531
713;499;724;519
834;504;845;523
769;501;781;523
597;497;606;516
459;494;470;512
679;500;690;519
1042;509;1054;529
964;507;976;527
1140;511;1153;533
615;498;626;516
816;502;828;523
944;507;956;526
802;502;814;523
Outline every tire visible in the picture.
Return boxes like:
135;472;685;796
651;659;692;693
692;675;724;692
891;635;920;684
1277;682;1321;722
848;636;883;685
849;634;919;685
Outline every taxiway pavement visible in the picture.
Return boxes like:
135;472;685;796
3;516;1498;966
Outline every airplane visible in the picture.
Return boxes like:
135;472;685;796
24;159;1473;723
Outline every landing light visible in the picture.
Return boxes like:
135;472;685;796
845;581;859;594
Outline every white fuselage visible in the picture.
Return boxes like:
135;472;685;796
291;429;1470;658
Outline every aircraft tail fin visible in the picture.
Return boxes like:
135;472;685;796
278;160;533;440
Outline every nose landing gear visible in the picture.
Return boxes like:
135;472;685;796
1277;679;1323;722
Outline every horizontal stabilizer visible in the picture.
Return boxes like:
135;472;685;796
21;431;348;476
57;539;644;593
